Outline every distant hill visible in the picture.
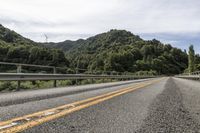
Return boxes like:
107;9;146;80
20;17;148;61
44;39;85;51
45;29;142;52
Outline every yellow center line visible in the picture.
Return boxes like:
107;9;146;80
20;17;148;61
0;78;164;133
0;82;147;126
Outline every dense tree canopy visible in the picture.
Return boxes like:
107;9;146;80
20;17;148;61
47;30;190;75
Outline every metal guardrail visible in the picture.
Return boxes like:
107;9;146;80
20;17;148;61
0;62;155;90
0;73;154;81
0;73;154;90
0;61;137;75
176;71;200;80
0;62;55;69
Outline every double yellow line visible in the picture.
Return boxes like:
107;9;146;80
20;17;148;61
0;78;163;133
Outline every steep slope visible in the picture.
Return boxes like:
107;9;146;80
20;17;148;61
0;24;35;45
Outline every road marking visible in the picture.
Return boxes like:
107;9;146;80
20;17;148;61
0;123;18;130
43;112;55;116
0;78;164;133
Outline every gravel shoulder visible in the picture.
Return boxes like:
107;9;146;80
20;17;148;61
173;78;200;125
137;78;200;133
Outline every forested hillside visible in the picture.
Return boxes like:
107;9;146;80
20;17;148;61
47;30;189;75
0;24;193;75
0;24;69;67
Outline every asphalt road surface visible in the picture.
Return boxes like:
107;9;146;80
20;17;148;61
0;77;200;133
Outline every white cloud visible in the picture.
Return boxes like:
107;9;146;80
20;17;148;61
0;0;200;42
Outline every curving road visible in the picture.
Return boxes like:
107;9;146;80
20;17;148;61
0;77;200;133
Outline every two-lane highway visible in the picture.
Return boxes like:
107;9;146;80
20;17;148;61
1;78;200;133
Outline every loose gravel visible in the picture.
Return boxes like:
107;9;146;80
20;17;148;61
137;78;200;133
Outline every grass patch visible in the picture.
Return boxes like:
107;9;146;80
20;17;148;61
0;79;121;92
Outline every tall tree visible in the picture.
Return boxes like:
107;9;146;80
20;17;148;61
188;45;195;73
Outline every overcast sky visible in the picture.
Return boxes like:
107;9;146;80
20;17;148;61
0;0;199;53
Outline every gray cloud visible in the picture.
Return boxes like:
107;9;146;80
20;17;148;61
0;0;200;52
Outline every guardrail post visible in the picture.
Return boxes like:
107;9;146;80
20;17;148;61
17;65;22;73
17;81;21;91
16;65;22;91
53;67;57;87
110;72;113;82
199;72;200;81
75;68;78;85
102;71;105;82
53;80;57;87
91;70;94;83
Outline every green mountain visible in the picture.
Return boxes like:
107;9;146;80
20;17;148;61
46;29;189;74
